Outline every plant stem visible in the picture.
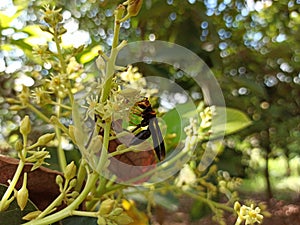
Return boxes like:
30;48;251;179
36;192;64;219
22;171;99;225
100;5;125;103
183;190;234;212
0;160;25;211
74;159;87;192
27;104;51;124
72;210;97;217
55;97;67;172
0;132;29;211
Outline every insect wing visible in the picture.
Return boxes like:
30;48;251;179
149;118;166;161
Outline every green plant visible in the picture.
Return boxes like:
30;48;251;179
0;1;255;225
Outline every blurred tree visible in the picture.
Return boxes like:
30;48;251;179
1;0;300;200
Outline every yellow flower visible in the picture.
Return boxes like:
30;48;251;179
234;202;264;225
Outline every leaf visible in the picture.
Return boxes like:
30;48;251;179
213;107;252;137
0;154;62;210
163;103;252;148
0;184;37;225
162;102;194;150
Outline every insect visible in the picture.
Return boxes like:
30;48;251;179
93;97;165;182
129;97;166;161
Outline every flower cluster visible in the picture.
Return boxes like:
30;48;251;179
234;201;264;225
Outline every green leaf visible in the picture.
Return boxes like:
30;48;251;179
0;184;37;225
162;102;196;151
163;103;252;149
213;107;252;137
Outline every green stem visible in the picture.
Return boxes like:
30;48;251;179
183;190;234;212
53;29;67;73
96;122;111;173
22;171;99;225
55;97;67;172
27;104;50;124
74;159;87;192
0;160;25;211
85;176;107;211
100;5;124;103
0;133;29;211
72;210;97;217
50;101;72;110
36;193;65;219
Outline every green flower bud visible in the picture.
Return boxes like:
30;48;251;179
9;105;25;111
6;98;20;104
109;207;123;216
20;116;31;136
64;161;77;180
69;191;79;198
17;173;29;211
97;216;106;225
0;196;14;211
15;140;23;152
58;27;67;35
98;199;115;215
69;178;77;188
56;175;64;186
113;213;133;225
234;201;241;212
126;0;143;17
36;133;55;146
44;17;51;25
39;25;50;32
22;211;42;220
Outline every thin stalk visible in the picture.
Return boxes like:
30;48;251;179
100;5;124;103
74;159;87;192
183;190;234;212
0;160;25;211
22;171;99;225
55;97;67;172
27;104;51;124
53;28;67;73
0;133;29;211
72;210;97;217
36;193;64;219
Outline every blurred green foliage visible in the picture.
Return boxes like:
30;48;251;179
1;0;299;203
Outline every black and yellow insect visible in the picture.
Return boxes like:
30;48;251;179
129;97;166;161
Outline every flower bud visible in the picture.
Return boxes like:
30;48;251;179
234;201;241;212
69;178;77;188
9;105;24;111
97;216;106;225
39;25;50;32
17;173;29;211
22;211;42;220
56;175;64;185
36;133;56;146
6;98;20;104
15;140;23;152
64;161;77;180
113;213;133;225
20;116;31;136
98;199;115;215
109;207;123;216
69;191;79;198
126;0;143;17
58;27;67;35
